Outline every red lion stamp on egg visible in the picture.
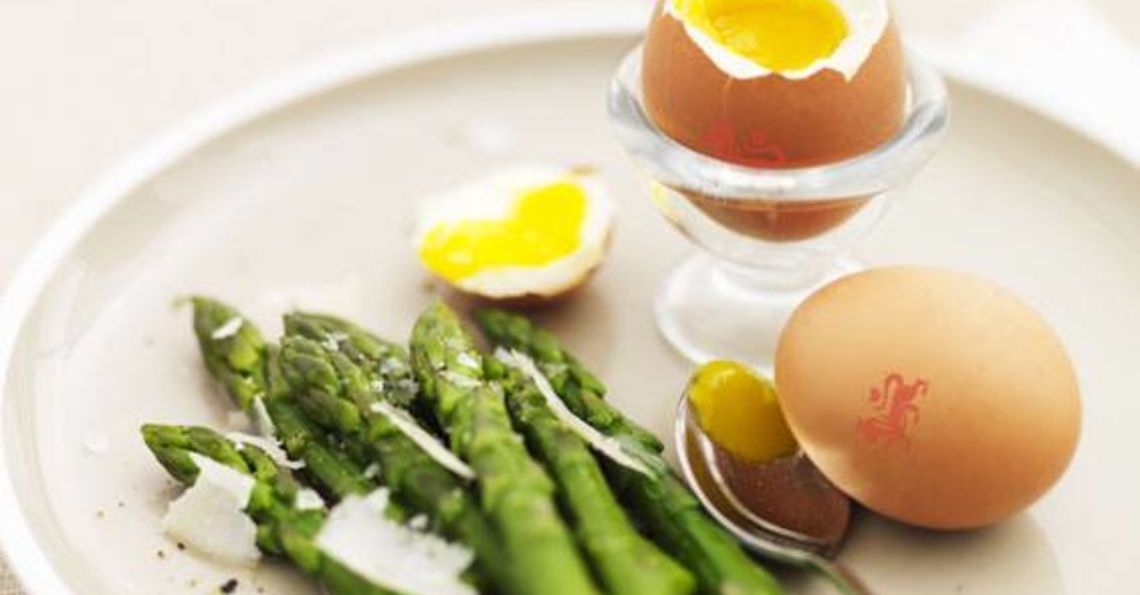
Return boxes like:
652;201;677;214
856;373;928;450
699;118;789;168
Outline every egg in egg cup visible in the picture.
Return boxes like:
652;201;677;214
609;0;949;370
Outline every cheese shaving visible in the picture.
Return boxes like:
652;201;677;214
162;454;260;566
455;352;481;372
295;488;325;511
226;432;303;470
211;317;244;340
251;397;276;437
496;349;655;477
317;489;475;595
408;515;429;531
370;401;474;480
440;371;481;389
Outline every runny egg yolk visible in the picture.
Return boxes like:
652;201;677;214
419;180;587;282
675;0;849;72
688;360;798;462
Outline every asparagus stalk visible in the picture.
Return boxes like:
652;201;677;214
281;313;422;419
475;309;784;595
486;357;696;595
276;327;508;594
472;309;663;453
190;297;379;504
141;424;392;595
410;301;600;595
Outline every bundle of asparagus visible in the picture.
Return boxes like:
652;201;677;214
190;298;384;505
142;424;398;595
276;315;507;591
410;302;600;595
140;298;783;595
476;308;784;595
485;354;694;595
171;299;479;593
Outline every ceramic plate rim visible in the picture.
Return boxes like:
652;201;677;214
0;7;1134;594
0;8;651;593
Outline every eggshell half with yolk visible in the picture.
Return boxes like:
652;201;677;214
642;0;907;168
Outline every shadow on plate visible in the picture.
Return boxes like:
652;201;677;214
776;511;1064;594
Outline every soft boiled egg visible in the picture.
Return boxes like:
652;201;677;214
642;0;907;167
688;360;798;463
414;165;614;302
775;267;1081;529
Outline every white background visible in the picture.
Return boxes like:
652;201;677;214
0;0;1135;591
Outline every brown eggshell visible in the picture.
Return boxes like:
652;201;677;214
682;192;869;242
642;2;907;168
443;266;597;308
775;267;1081;529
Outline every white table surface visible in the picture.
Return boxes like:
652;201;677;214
0;0;1135;592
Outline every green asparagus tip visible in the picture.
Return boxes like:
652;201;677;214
190;297;268;412
141;424;250;485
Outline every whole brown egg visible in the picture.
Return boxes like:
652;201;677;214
775;267;1082;529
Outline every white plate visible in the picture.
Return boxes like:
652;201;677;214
2;12;1138;595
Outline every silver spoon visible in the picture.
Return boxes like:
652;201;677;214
675;393;871;594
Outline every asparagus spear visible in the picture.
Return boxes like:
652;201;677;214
182;301;479;591
141;424;392;595
475;309;784;595
410;301;600;595
486;356;696;595
472;309;663;453
191;296;269;413
276;329;508;594
282;312;422;418
190;297;378;504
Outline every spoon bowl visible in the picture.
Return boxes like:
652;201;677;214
674;393;872;594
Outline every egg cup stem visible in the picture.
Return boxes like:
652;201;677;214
608;46;948;369
657;253;863;373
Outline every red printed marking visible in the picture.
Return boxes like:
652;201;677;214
856;373;928;450
699;118;789;168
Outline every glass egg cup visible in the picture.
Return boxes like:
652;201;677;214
609;46;949;371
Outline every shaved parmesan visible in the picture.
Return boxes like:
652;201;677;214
251;397;276;437
441;371;480;389
408;514;429;531
162;454;260;566
226;432;303;470
380;356;409;375
295;488;325;511
496;349;655;477
211;317;244;340
370;401;475;480
317;490;474;595
455;352;481;372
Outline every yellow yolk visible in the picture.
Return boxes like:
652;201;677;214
688;360;798;462
675;0;849;72
419;180;587;282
